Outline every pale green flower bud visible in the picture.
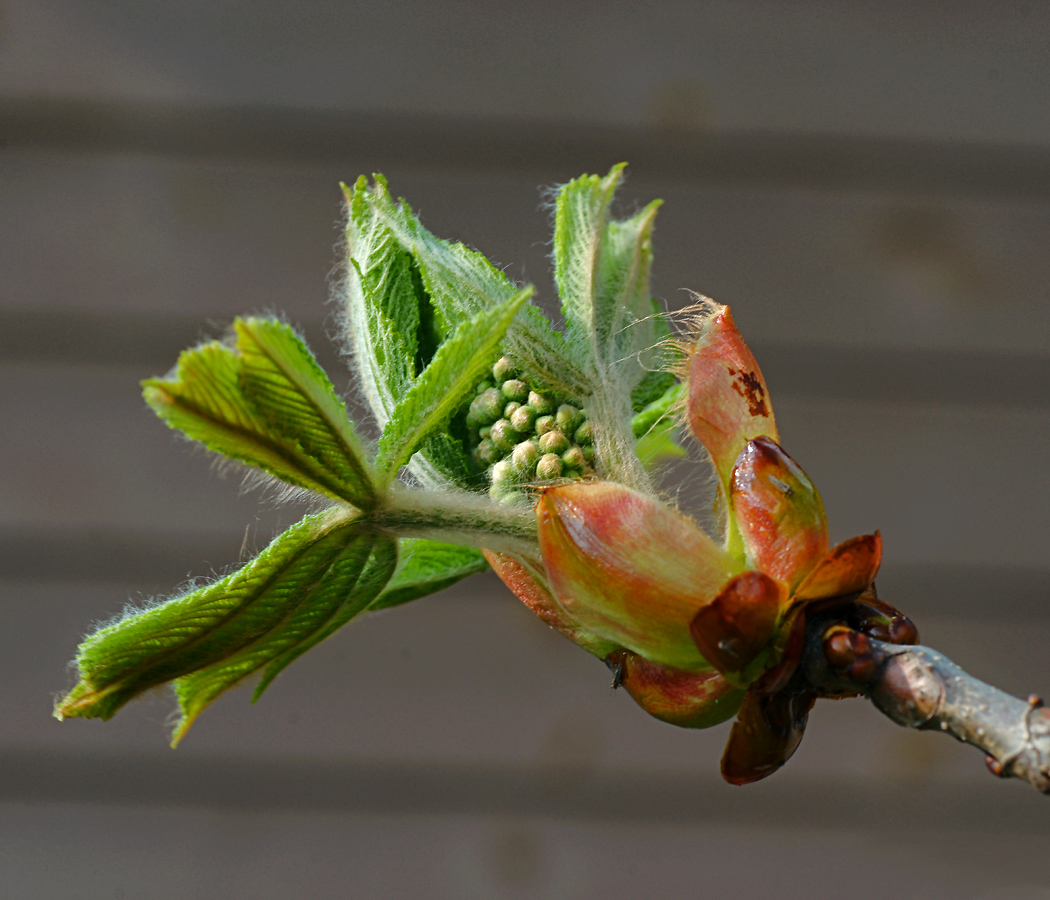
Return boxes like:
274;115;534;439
504;401;522;419
535;415;557;436
476;438;500;466
539;430;569;455
561;446;586;471
528;391;554;415
556;404;579;432
512;439;540;475
490;459;529;505
470;388;504;425
490;419;519;453
536;452;563;480
490;457;517;487
510;405;536;432
493;357;516;383
574;420;594;445
502;379;529;403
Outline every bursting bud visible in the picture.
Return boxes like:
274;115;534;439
537;481;743;670
607;650;745;729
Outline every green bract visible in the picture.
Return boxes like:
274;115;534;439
56;165;685;742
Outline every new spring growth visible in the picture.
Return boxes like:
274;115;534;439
53;165;1047;794
48;164;899;777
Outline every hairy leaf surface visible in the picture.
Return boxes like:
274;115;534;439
236;318;375;508
56;510;367;724
341;176;422;428
375;289;532;482
553;164;662;382
144;325;374;507
172;534;398;743
358;176;591;398
554;164;625;349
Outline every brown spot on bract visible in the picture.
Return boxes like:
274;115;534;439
727;367;769;418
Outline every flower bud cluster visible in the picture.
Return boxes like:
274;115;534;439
466;357;594;504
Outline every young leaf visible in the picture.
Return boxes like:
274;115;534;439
55;509;365;723
366;176;519;334
358;176;592;399
632;368;677;414
632;381;684;437
595;199;662;363
144;330;374;508
633;382;686;469
374;288;532;483
553;164;662;380
171;534;398;743
340;176;422;429
371;539;489;611
554;163;625;349
235;317;375;509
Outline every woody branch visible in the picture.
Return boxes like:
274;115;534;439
801;611;1050;794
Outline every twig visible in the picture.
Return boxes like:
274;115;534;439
801;614;1050;795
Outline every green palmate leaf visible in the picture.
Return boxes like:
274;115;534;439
144;324;375;507
367;177;512;335
553;164;663;381
633;381;687;468
631;368;677;413
172;534;397;743
56;509;368;724
235;318;375;508
374;288;532;483
358;176;592;399
341;176;422;429
554;163;626;349
632;381;684;437
596;199;662;362
371;539;489;611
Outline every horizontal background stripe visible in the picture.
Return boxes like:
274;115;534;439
4;96;1050;199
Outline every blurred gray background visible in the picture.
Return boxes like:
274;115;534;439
2;2;1050;897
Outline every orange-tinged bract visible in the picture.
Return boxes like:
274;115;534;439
685;304;777;488
536;482;743;671
482;550;618;658
794;533;882;602
730;437;829;590
607;650;745;729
